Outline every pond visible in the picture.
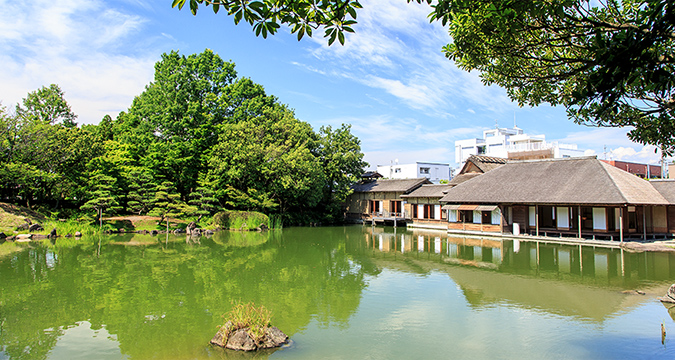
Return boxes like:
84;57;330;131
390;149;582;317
1;225;675;359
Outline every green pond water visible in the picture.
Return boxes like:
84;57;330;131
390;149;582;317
2;225;675;360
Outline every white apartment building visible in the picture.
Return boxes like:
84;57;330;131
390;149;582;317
377;162;450;184
454;126;585;165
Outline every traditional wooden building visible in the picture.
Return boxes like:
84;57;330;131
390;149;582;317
344;178;431;223
400;184;453;229
439;157;670;240
649;180;675;234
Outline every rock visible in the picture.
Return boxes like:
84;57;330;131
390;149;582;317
16;234;32;241
239;222;248;231
660;284;675;303
29;223;44;232
150;230;158;235
16;223;29;231
226;329;257;351
49;228;57;238
0;232;6;240
174;228;185;234
191;228;202;236
65;233;73;238
186;222;197;235
205;229;214;235
75;231;82;237
118;228;126;233
261;326;288;349
259;223;269;231
211;322;288;351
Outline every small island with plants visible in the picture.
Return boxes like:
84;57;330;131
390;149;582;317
211;302;289;352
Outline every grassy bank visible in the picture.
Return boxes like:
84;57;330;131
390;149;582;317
214;210;278;230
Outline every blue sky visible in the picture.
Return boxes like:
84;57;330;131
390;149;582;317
0;0;665;170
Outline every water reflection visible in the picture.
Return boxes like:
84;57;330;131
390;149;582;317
359;226;675;287
0;226;674;359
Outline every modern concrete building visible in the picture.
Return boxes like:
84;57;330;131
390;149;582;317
376;162;450;184
454;126;585;165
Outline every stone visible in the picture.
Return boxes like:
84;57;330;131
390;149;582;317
191;228;202;236
174;228;185;234
49;228;57;238
259;223;269;231
225;329;257;351
0;232;6;240
205;230;214;235
150;230;158;235
660;284;675;303
16;234;32;241
29;224;44;232
16;223;29;231
75;231;82;237
261;326;288;349
65;233;73;238
186;222;197;235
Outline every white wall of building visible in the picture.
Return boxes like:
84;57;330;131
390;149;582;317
455;126;586;165
377;162;450;183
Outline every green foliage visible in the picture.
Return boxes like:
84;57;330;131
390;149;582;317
221;301;272;342
437;0;675;153
80;174;122;229
213;210;270;230
15;84;77;127
1;50;366;224
172;0;361;45
188;185;219;218
148;181;196;231
126;170;156;215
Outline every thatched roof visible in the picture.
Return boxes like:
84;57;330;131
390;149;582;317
351;178;431;193
448;173;482;186
439;157;668;206
462;155;508;174
401;184;453;198
650;180;675;204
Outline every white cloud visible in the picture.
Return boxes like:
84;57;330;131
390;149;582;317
0;0;157;124
297;0;514;116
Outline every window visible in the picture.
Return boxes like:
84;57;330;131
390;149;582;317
459;210;473;223
370;200;380;214
412;205;418;218
420;167;430;174
423;204;435;219
390;200;401;215
394;168;401;173
477;146;486;154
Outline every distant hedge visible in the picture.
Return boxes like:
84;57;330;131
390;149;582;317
214;210;270;231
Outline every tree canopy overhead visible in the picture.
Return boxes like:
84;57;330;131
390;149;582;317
174;0;675;153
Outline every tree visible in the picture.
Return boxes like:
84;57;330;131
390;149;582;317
176;0;675;152
149;181;195;233
317;124;367;222
15;84;77;127
126;170;156;215
80;174;122;229
188;185;219;220
205;103;325;216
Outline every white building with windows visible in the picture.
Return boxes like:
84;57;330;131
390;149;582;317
377;162;450;184
454;126;585;165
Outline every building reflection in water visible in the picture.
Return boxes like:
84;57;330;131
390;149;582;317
362;226;675;284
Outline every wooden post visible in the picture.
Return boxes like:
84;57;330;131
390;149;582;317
620;207;624;243
643;206;647;240
535;205;539;237
578;205;582;239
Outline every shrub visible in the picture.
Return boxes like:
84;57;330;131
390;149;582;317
213;210;270;230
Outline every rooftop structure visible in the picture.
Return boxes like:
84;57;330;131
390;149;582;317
454;126;585;165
